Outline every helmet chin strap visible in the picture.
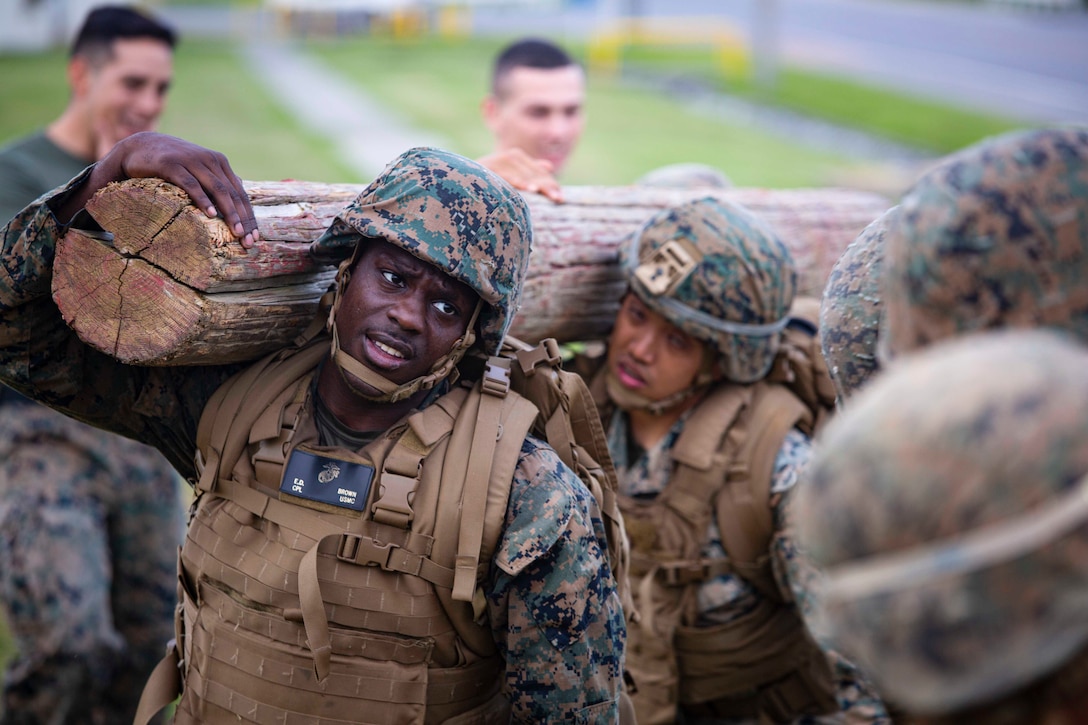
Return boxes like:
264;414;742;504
605;350;718;415
329;299;482;404
605;369;711;415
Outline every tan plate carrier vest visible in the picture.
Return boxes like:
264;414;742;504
594;297;840;725
135;335;628;725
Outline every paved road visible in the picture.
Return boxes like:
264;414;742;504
242;42;449;178
161;0;1086;180
470;0;1088;124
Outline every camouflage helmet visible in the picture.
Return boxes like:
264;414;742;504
882;126;1088;359
794;329;1088;715
819;206;895;405
311;146;532;358
636;162;734;190
621;197;797;384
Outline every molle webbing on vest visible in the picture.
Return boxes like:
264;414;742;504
138;341;548;724
171;581;504;725
673;596;820;703
194;338;329;495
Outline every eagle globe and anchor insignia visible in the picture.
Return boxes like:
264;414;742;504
319;461;341;484
279;448;375;513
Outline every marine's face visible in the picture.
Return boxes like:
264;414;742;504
76;37;174;156
485;64;585;174
336;238;478;390
607;292;708;402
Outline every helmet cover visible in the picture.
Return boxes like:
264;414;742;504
882;127;1088;358
820;206;895;404
311;146;532;357
621;196;797;383
795;329;1088;715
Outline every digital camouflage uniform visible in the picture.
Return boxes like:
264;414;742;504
881;126;1088;358
794;330;1088;718
795;126;1088;721
598;198;887;724
0;148;625;722
818;206;895;406
0;132;183;725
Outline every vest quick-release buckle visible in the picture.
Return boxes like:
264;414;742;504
514;338;562;375
660;561;714;587
371;472;417;528
337;533;396;570
482;359;511;397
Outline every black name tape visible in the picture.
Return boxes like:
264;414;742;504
280;449;374;513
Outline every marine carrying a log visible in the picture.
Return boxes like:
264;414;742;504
52;175;888;365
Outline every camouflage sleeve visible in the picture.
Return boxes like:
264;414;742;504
0;170;239;476
772;434;892;723
486;436;626;724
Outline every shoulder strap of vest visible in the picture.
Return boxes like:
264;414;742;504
454;337;632;615
451;352;525;605
714;382;809;602
668;384;752;527
194;335;329;494
667;380;810;602
764;296;837;437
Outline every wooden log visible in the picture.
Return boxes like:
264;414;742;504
52;178;889;366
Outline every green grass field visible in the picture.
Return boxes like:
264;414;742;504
299;34;860;188
0;40;359;184
1;31;1028;192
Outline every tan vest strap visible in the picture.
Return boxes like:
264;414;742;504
297;525;457;682
671;386;750;472
741;385;811;522
250;378;304;444
716;384;808;601
453;356;511;603
565;366;620;486
298;541;333;680
651;557;736;587
133;648;181;725
371;391;459;528
663;386;751;533
371;431;427;528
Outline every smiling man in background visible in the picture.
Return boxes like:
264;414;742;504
0;7;183;724
477;37;585;203
0;4;175;224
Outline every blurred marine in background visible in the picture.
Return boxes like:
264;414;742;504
0;6;184;724
477;36;585;203
798;126;1088;723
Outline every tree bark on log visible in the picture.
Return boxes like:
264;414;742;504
52;177;889;366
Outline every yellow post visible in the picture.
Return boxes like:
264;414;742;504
588;29;623;78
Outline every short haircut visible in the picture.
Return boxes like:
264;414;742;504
491;37;577;97
70;4;177;65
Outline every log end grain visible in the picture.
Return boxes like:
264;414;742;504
54;230;203;365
